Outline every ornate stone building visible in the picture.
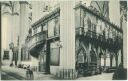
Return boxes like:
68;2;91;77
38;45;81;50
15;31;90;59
75;2;123;74
1;1;125;80
25;1;123;79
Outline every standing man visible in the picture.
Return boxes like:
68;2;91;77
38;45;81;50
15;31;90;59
29;68;34;80
26;67;30;80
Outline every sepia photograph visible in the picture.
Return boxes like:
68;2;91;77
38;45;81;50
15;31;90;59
0;0;127;80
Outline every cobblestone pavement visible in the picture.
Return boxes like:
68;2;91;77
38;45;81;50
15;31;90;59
1;65;114;80
1;71;18;80
1;65;56;80
76;73;114;80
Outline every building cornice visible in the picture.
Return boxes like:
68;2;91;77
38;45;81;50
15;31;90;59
32;7;60;28
19;1;29;5
75;2;123;33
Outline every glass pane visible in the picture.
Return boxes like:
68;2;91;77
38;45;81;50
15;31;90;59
54;17;60;36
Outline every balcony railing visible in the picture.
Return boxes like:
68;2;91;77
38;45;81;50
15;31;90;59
26;31;47;50
75;27;122;46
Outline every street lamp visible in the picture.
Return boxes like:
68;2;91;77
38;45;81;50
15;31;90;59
9;42;14;49
9;42;19;66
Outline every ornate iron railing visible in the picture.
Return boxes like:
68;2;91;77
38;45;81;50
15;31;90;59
75;27;122;49
26;31;47;50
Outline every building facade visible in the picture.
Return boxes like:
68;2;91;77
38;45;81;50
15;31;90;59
75;2;123;74
1;1;125;80
24;2;123;79
1;1;20;65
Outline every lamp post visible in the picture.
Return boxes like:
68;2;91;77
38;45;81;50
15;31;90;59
9;42;19;66
9;42;14;64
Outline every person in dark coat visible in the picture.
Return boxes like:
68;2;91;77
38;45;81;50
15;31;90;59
29;68;34;80
26;68;30;80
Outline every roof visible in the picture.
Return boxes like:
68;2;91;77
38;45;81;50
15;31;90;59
32;7;60;28
31;3;123;33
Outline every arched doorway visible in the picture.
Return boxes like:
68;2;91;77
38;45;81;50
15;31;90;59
90;48;97;75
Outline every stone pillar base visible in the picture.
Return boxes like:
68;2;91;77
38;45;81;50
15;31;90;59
56;68;77;80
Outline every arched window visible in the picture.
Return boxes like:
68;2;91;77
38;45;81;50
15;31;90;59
90;49;97;63
54;17;60;36
83;17;88;32
77;49;85;63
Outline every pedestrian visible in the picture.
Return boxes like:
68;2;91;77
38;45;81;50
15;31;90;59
26;68;30;80
29;68;34;80
99;66;102;74
75;62;79;77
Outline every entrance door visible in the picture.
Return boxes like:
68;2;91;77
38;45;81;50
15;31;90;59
50;41;60;66
39;53;46;72
45;41;50;74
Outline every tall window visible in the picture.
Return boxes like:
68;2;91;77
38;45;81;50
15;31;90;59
54;17;60;36
90;49;97;63
21;46;31;61
87;18;91;31
97;20;102;34
112;29;116;39
48;17;60;37
92;23;96;32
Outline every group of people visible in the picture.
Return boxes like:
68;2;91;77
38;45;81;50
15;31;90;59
26;67;34;80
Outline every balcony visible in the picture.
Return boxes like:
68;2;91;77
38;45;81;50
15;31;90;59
76;27;98;39
75;27;123;50
26;31;47;57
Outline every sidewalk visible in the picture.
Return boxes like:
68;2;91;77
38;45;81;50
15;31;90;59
1;65;114;80
76;73;113;80
1;65;56;80
1;71;17;80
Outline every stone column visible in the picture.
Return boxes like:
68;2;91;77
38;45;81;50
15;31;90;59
19;1;29;64
115;52;118;68
58;1;76;79
103;50;106;69
122;16;127;69
110;53;113;67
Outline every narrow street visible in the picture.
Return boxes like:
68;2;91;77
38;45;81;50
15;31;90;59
1;66;56;80
1;65;114;80
1;71;26;80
